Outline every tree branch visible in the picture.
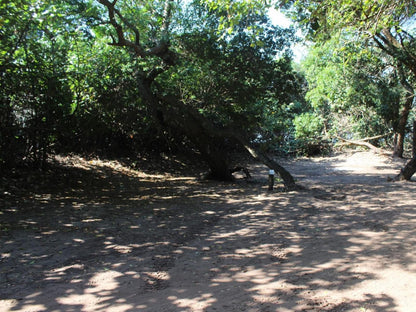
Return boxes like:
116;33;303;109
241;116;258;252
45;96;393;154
146;67;166;83
98;0;145;57
97;0;176;66
397;30;416;66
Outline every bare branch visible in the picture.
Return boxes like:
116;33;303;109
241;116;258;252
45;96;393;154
112;6;141;46
97;0;145;57
380;28;402;49
96;0;176;66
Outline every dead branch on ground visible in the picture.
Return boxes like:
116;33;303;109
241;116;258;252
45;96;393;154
335;134;391;156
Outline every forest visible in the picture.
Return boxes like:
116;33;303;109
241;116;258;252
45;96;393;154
1;1;416;311
1;0;415;184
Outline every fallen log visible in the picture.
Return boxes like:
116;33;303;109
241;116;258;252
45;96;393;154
335;135;391;156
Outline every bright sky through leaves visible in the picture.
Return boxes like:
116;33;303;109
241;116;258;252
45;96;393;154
269;7;308;62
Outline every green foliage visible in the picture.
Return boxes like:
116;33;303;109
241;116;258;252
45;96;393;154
0;0;309;168
0;0;76;167
293;112;323;139
199;0;274;37
284;112;328;156
301;33;403;142
282;0;416;38
159;7;305;143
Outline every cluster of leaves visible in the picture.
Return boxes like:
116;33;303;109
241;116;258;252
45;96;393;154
168;14;299;130
281;0;416;38
1;0;76;166
291;0;416;157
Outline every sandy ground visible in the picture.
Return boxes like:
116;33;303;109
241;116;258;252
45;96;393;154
0;151;415;312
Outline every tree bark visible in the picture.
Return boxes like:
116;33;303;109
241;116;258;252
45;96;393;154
241;142;299;190
393;67;414;158
392;96;410;157
201;144;234;181
392;120;416;181
394;157;416;181
413;119;416;158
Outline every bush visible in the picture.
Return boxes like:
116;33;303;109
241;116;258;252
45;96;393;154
293;113;324;139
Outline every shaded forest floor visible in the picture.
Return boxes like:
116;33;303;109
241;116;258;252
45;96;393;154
1;151;416;312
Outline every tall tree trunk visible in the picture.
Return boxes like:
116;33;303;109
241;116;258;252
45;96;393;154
392;98;411;157
393;70;414;158
393;120;416;181
413;119;416;158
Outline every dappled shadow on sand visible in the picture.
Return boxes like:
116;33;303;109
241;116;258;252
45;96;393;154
1;153;415;311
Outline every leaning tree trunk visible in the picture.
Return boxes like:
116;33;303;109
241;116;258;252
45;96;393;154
138;78;235;181
193;135;234;181
413;119;416;158
153;89;299;188
237;139;298;190
98;0;297;188
202;147;233;181
174;100;299;189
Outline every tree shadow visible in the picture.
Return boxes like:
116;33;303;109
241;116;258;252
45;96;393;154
1;154;415;311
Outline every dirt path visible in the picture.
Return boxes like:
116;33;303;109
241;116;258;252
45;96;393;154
1;152;415;311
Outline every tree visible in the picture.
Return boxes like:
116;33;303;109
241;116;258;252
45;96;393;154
0;0;75;167
284;0;416;179
0;0;135;167
92;0;301;188
301;34;405;148
393;65;415;158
